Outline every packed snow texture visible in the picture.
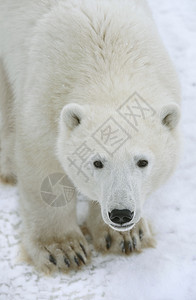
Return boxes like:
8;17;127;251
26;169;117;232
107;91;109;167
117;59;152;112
0;0;196;299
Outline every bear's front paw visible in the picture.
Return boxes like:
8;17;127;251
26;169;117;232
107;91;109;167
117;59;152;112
24;231;90;274
93;218;156;255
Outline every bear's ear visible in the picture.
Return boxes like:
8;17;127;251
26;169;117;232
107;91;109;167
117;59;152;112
160;103;180;130
61;103;85;130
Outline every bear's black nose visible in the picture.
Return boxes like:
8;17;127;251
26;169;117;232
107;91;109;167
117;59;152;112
108;209;134;225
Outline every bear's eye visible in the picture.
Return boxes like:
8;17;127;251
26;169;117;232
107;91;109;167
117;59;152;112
137;160;148;168
93;160;104;169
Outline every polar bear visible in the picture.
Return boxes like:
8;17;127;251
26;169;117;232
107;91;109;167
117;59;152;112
0;0;181;273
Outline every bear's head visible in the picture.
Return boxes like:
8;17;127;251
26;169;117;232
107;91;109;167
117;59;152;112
57;98;180;232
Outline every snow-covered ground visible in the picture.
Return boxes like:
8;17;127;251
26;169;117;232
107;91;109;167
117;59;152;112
0;0;196;299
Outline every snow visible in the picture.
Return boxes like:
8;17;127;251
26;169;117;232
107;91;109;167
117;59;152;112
0;0;196;299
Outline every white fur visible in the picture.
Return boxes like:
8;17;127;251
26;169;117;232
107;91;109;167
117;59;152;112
0;0;181;272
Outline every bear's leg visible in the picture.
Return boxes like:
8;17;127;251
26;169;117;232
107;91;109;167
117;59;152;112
87;201;156;254
21;217;90;274
0;59;16;184
16;151;91;273
19;181;91;273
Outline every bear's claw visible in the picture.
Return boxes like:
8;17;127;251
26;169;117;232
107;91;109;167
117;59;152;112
92;218;156;255
139;229;144;240
64;256;71;267
24;231;90;274
105;234;112;249
49;254;57;265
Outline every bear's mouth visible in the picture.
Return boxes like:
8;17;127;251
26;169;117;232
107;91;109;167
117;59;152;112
110;223;135;231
